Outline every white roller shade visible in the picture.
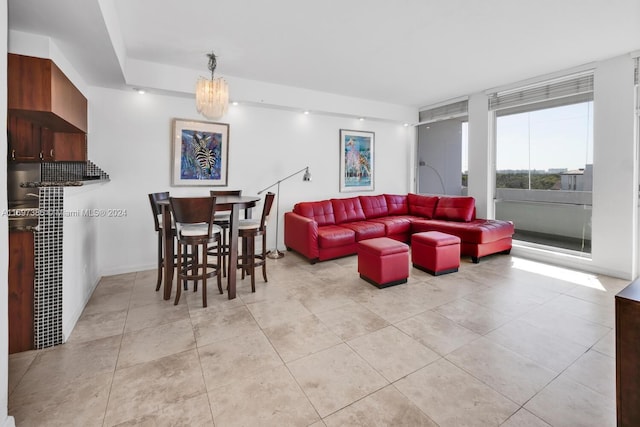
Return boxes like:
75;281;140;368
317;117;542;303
489;72;594;116
419;99;468;124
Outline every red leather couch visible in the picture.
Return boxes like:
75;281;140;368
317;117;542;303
284;193;514;264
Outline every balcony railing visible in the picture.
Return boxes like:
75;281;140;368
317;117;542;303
495;188;592;254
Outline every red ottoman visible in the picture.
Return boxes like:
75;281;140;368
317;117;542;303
411;231;461;276
358;237;409;288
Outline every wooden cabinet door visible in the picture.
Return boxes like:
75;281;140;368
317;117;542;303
8;230;35;354
53;132;87;161
40;126;55;161
7;115;41;162
7;116;87;162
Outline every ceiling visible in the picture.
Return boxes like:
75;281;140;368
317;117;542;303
8;0;640;108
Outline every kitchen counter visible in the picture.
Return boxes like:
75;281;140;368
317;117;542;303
20;178;110;187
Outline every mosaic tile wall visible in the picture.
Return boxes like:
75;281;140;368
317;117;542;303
41;160;110;182
34;186;64;349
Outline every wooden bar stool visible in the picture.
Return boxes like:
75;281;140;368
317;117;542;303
148;192;174;291
208;190;242;277
169;196;223;307
237;192;275;292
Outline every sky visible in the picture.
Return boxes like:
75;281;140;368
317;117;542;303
461;101;594;173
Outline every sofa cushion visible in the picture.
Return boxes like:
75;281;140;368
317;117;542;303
293;200;335;226
412;219;514;244
369;216;412;235
331;197;366;224
433;196;475;222
317;225;356;249
359;195;389;219
339;221;386;241
408;193;439;219
384;194;409;215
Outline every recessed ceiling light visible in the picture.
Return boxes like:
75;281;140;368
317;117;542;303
303;110;310;115
232;101;239;106
359;117;365;121
133;88;145;95
403;123;409;127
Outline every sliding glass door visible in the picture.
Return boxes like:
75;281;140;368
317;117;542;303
491;73;594;255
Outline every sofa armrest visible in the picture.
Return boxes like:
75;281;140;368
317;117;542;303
284;212;320;261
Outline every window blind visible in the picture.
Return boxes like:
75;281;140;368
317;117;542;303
419;99;468;123
489;73;594;116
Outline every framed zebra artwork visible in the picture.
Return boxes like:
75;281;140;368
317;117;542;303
339;129;374;192
172;118;229;186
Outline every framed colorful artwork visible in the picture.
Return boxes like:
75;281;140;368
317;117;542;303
172;118;229;186
339;129;374;192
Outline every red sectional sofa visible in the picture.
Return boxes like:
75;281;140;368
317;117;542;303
284;193;514;264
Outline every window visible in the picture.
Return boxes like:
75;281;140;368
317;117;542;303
491;73;594;255
417;100;468;195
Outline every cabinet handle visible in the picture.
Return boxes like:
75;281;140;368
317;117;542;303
50;149;54;157
39;152;43;160
11;149;15;160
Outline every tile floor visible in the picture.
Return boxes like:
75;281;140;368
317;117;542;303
8;252;623;426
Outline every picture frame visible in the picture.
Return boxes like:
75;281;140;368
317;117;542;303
339;129;374;192
172;118;229;186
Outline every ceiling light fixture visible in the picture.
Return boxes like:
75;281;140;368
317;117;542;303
359;117;365;121
195;52;229;120
303;110;310;115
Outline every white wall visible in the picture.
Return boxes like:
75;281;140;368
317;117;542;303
62;185;105;339
590;54;637;278
467;93;493;218
1;4;16;427
88;87;415;275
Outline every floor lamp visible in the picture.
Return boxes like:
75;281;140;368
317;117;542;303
258;166;312;259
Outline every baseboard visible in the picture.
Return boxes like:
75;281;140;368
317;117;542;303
2;415;16;427
99;262;156;278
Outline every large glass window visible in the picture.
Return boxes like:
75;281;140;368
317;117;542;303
417;100;468;195
492;74;594;255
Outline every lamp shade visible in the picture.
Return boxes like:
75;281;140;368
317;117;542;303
195;76;229;120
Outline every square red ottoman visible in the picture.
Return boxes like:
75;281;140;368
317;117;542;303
358;237;409;288
411;231;461;276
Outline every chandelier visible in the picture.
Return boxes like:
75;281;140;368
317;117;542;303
195;52;229;120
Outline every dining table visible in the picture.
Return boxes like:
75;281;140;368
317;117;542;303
157;194;260;300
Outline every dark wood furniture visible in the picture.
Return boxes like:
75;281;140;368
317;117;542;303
7;115;87;162
616;278;640;427
8;230;35;354
169;196;222;307
148;192;173;291
158;195;260;300
209;189;242;277
8;53;87;132
237;192;275;292
7;53;88;162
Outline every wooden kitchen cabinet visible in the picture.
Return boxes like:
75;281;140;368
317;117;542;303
7;115;41;161
7;53;88;162
50;132;87;161
8;114;87;162
8;230;35;354
8;53;87;133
